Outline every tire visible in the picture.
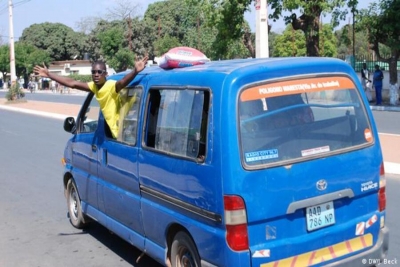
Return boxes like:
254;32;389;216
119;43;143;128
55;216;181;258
170;231;200;267
66;179;89;229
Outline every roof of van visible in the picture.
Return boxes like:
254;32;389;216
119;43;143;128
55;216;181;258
108;57;351;85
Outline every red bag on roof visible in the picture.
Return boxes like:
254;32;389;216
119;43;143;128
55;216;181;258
155;47;210;69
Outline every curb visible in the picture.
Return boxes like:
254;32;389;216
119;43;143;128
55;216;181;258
370;105;400;112
0;102;70;120
384;162;400;176
0;88;88;96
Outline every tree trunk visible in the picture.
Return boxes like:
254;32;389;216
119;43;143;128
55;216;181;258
243;30;255;58
292;13;321;57
388;52;399;105
388;54;398;85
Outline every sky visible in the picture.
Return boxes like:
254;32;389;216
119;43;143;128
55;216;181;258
0;0;375;43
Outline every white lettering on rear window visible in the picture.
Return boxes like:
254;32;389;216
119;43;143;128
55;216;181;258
245;149;278;162
301;146;330;157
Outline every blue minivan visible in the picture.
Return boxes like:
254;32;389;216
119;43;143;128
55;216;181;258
62;57;389;267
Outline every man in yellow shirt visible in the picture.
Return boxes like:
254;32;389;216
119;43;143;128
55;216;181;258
34;56;148;138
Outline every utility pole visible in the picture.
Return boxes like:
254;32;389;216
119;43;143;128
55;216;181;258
255;0;269;58
8;0;16;85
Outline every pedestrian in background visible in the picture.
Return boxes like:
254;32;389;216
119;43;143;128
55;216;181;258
361;62;372;102
372;64;384;105
361;63;371;90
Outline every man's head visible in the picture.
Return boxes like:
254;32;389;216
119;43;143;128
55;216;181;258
375;64;380;70
362;63;367;69
91;61;107;87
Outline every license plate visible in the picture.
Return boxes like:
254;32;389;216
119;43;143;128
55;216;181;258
306;201;335;231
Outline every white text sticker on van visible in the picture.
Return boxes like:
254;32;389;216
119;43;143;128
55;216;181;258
301;145;330;157
245;149;278;162
241;76;355;101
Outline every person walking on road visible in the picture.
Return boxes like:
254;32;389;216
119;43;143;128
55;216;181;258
33;56;148;138
372;64;384;105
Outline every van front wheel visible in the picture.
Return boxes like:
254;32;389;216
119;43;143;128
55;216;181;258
66;179;88;229
170;231;200;267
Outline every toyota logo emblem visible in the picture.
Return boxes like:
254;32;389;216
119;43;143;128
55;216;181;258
316;179;327;191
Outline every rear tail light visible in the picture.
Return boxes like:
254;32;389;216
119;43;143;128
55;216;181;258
378;163;386;212
224;195;249;251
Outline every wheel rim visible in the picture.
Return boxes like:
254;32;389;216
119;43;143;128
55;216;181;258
69;187;78;220
176;247;195;267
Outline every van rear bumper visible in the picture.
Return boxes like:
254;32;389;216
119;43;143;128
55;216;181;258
326;226;389;267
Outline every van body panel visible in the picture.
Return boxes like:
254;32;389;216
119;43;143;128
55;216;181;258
63;57;388;267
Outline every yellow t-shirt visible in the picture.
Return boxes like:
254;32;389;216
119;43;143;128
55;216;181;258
87;80;120;138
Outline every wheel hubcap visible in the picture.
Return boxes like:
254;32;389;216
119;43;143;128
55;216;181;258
69;188;78;218
177;249;195;267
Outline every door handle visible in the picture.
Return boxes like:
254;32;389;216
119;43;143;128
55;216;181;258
92;144;97;151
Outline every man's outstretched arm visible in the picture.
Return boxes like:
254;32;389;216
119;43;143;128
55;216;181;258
115;56;149;93
34;64;90;92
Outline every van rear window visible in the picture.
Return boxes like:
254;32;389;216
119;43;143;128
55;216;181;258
239;76;372;167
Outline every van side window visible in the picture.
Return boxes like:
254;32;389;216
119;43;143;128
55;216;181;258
79;95;100;134
117;87;142;145
145;89;209;161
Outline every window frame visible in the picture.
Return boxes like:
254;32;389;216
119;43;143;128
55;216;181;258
238;75;373;170
142;86;210;162
114;86;143;146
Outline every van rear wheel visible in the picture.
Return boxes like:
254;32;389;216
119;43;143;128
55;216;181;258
66;179;89;229
170;231;200;267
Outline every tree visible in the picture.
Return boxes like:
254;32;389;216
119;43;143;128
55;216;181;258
319;23;338;57
19;22;87;61
267;31;279;58
14;42;51;76
273;25;306;57
85;18;149;69
357;0;400;87
153;35;181;56
0;43;50;82
334;24;390;61
268;0;358;56
144;0;200;57
196;0;253;58
145;0;250;59
0;45;10;80
107;48;136;72
97;25;126;61
105;0;141;21
273;23;336;57
75;17;102;35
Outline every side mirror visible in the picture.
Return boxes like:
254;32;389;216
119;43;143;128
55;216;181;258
64;117;76;133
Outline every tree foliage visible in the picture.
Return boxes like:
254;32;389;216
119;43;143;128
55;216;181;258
357;0;400;84
0;43;50;80
144;0;203;57
107;48;136;73
97;24;126;60
273;23;336;57
273;25;306;57
193;0;254;58
144;0;251;59
268;0;358;56
19;22;87;61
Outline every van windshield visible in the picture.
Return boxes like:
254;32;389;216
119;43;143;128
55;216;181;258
239;76;372;168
